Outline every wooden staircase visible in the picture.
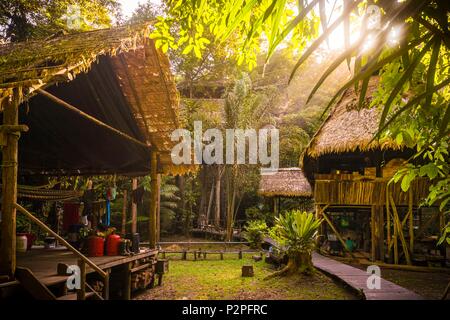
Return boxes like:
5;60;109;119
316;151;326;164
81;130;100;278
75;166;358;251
15;267;101;300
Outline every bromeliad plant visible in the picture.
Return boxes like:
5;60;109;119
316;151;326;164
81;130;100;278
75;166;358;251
268;210;322;276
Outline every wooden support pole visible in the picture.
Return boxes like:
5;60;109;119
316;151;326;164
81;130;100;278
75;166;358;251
408;188;414;254
371;205;376;261
149;151;159;249
131;179;138;234
0;88;21;279
77;259;86;300
121;190;128;236
386;186;391;259
393;211;399;265
378;205;385;261
37;89;150;148
103;269;110;300
315;204;327;246
390;195;412;265
273;197;278;216
156;173;161;243
123;262;131;300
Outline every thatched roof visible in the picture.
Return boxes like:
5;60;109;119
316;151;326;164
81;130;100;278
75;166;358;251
259;168;312;197
0;23;195;175
303;77;401;159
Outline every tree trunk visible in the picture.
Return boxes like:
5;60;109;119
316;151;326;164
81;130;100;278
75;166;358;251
175;175;185;234
265;251;314;279
214;166;221;227
197;167;207;226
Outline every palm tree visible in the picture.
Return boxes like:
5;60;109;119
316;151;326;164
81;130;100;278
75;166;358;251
222;74;275;240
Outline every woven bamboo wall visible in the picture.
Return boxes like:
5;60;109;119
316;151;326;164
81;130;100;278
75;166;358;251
314;178;430;206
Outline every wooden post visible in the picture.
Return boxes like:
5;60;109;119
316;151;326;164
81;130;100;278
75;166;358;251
103;269;110;300
393;211;399;265
273;197;278;216
0;88;21;279
322;211;355;258
214;166;221;227
378;205;385;261
121;190;128;235
156;173;161;243
149;151;159;249
371;205;376;261
386;186;391;259
408;188;414;254
390;195;412;265
131;178;138;234
315;204;323;246
77;259;86;300
123;262;131;300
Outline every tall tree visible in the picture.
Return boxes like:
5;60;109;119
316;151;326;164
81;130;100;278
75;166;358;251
0;0;120;42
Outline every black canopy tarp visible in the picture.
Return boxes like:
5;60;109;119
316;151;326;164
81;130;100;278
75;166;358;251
16;56;151;176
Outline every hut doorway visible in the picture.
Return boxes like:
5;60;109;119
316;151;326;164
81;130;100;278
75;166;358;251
321;207;371;257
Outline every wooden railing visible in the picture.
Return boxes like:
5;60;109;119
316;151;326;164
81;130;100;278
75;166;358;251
15;203;107;299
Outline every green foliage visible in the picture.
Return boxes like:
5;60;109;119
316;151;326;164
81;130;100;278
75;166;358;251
245;206;274;225
135;176;180;233
152;0;450;246
0;0;120;42
269;210;322;256
242;219;268;249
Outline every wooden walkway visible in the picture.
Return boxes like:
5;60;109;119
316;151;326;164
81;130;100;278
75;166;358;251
312;253;423;300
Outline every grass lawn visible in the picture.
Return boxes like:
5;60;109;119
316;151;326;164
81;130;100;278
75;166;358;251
135;254;357;300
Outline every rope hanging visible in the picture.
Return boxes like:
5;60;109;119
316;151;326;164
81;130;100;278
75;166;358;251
0;184;82;201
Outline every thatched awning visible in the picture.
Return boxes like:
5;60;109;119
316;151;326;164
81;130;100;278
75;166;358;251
303;77;401;159
0;23;195;176
259;168;312;197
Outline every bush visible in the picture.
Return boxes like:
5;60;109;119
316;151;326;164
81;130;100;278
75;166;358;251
243;220;268;249
245;206;274;225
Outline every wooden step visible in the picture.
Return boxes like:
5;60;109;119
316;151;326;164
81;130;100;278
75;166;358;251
15;267;56;300
56;292;95;300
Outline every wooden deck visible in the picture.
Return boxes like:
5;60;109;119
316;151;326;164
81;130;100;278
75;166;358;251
16;247;158;286
312;253;423;300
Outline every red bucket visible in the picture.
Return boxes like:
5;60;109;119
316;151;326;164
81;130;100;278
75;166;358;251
106;234;121;256
88;236;105;257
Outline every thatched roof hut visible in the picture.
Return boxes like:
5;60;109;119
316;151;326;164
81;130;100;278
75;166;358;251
259;168;312;197
303;77;401;159
0;23;194;175
301;77;408;180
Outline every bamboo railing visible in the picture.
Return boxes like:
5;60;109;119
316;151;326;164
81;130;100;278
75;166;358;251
14;203;107;279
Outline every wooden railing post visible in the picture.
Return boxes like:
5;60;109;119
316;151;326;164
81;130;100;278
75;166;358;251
77;259;86;300
103;269;110;300
149;151;160;249
14;203;107;278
